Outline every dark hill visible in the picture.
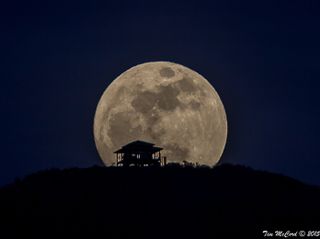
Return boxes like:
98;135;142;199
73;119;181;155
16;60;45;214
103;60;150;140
0;164;319;238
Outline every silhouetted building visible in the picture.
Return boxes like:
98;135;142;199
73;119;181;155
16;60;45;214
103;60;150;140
114;140;167;167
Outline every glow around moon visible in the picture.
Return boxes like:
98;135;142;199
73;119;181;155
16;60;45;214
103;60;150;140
94;62;227;166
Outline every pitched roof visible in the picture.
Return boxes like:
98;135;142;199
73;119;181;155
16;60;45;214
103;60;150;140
114;140;163;153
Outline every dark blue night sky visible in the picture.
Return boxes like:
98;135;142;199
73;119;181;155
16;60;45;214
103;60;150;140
1;0;320;186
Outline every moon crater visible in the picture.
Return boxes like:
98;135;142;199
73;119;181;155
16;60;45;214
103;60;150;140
94;62;227;166
159;67;175;78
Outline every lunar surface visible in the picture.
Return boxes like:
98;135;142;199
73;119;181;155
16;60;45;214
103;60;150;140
94;62;227;166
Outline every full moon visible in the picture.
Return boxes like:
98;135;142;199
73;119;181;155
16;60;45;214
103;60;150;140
94;62;227;166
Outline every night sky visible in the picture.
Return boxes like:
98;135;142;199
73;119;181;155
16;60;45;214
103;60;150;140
1;0;320;186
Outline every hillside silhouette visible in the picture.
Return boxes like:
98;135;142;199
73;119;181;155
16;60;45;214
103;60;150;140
1;164;320;238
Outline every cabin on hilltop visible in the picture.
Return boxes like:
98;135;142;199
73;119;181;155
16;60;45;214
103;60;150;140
114;140;167;167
